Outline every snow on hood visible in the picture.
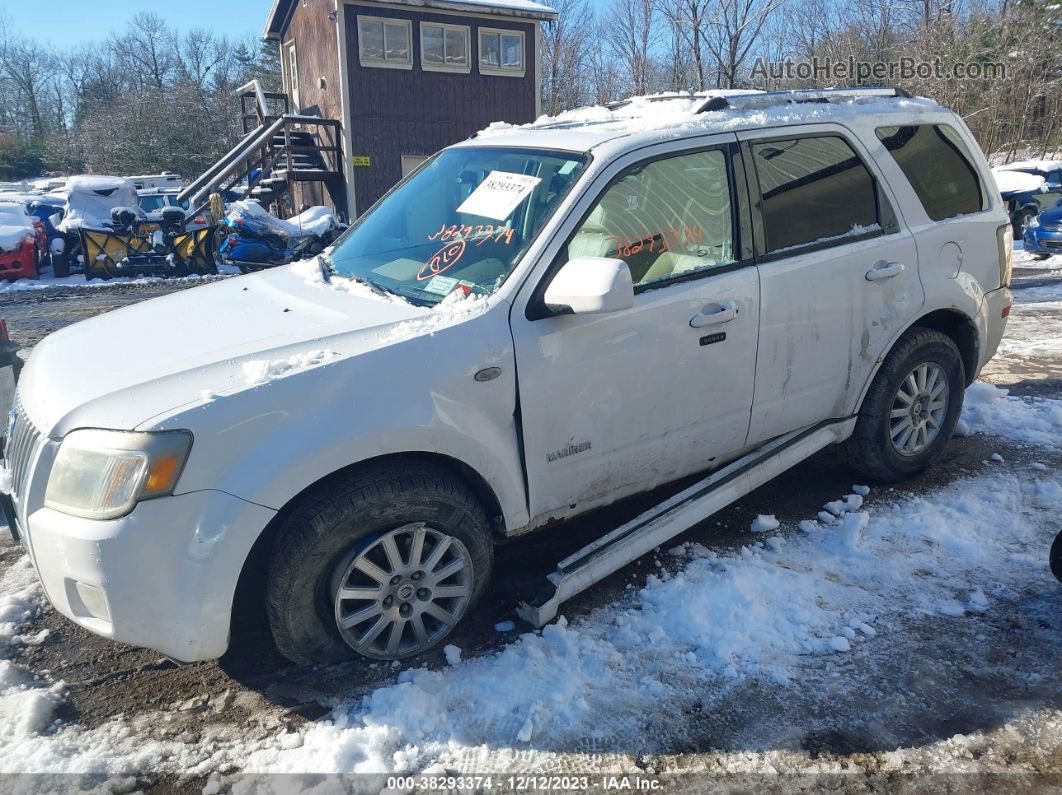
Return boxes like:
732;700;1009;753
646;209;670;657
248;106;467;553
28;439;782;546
992;168;1046;195
56;175;138;233
17;261;430;435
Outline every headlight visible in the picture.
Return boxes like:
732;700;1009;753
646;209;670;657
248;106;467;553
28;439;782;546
1029;216;1040;229
45;429;193;520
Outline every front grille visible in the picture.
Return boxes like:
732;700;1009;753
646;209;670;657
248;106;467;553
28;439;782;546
1044;240;1062;249
4;392;43;504
1040;224;1062;233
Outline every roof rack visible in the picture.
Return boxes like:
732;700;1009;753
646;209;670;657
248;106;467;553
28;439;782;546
697;86;911;113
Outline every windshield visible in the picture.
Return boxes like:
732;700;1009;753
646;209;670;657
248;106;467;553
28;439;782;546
139;196;165;212
326;146;588;305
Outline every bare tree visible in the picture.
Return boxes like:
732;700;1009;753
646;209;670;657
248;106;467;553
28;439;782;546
606;0;659;96
702;0;785;88
541;0;591;114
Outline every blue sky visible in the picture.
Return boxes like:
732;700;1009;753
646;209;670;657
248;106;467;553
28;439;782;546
1;1;268;47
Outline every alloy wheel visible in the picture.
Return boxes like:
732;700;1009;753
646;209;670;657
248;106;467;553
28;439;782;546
332;522;472;659
889;362;949;457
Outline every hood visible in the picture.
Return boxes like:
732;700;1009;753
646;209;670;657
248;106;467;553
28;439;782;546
1035;206;1062;225
19;262;429;435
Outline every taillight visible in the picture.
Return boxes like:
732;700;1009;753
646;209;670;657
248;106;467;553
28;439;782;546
996;224;1013;287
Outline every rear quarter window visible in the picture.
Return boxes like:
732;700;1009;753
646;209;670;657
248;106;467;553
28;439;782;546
875;124;985;221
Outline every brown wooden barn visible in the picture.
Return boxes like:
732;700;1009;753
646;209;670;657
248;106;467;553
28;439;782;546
263;0;557;219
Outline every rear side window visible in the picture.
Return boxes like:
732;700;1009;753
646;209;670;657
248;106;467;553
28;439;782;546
875;124;985;221
750;135;880;254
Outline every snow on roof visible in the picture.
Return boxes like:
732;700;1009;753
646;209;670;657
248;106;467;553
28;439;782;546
63;175;137;194
265;0;554;38
995;159;1062;173
991;167;1046;195
475;92;942;151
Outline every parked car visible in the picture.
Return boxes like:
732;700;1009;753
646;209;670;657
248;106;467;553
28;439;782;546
54;175;139;276
0;201;46;281
0;192;67;274
1020;200;1062;259
3;90;1012;666
993;160;1062;235
136;187;209;231
127;172;183;191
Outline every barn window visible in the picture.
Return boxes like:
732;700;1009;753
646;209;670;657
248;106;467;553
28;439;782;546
358;16;412;69
479;28;524;76
421;22;470;73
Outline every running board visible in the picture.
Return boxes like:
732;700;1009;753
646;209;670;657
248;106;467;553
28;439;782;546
516;420;851;628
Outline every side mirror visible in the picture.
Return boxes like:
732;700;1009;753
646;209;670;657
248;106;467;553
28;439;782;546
543;256;634;315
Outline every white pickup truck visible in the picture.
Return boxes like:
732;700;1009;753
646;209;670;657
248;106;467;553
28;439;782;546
3;89;1012;665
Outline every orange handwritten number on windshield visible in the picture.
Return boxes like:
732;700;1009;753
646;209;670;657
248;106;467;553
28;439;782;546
418;238;466;281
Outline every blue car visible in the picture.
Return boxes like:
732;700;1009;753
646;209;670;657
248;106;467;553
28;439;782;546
995;162;1062;236
1022;201;1062;259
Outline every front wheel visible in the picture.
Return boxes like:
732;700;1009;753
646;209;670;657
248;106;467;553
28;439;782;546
845;328;965;482
266;462;493;664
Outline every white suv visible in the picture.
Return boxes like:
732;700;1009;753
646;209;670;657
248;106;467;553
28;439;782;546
3;89;1012;665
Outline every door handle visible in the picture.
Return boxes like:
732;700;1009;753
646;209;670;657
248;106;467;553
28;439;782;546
690;301;737;328
865;261;905;281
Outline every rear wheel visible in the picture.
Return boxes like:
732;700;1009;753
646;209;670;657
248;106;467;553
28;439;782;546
266;461;493;664
50;249;69;278
845;328;965;482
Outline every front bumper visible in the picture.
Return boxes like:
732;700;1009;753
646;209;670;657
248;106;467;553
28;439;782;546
21;488;276;662
1022;225;1062;254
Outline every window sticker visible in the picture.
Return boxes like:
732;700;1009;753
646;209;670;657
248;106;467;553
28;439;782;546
457;171;541;221
423;274;459;295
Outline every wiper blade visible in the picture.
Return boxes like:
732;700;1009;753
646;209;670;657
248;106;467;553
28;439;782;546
316;255;332;282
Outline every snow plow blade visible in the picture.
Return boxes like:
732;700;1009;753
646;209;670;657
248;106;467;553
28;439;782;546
171;227;217;271
79;227;151;279
517;419;854;628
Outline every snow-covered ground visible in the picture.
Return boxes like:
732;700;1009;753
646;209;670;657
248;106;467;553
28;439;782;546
0;264;240;293
0;250;1059;783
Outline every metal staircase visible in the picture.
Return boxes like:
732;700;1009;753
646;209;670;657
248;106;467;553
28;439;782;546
178;80;347;220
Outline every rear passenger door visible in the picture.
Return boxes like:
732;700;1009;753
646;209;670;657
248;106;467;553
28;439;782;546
740;127;923;445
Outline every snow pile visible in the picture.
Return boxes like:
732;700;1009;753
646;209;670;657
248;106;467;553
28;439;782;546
0;271;235;294
378;289;489;346
287;206;338;238
991;168;1046;195
57;175;138;233
0;556;65;743
242;349;341;386
231;469;1059;774
958;382;1062;448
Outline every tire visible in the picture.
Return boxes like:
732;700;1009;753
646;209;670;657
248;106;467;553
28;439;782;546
1014;207;1037;237
50;250;69;278
845;327;965;483
266;461;493;665
1051;530;1062;583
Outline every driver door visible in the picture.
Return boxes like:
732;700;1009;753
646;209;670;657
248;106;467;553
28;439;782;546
510;138;760;526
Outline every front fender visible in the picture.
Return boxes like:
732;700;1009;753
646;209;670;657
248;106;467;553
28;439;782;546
147;304;529;532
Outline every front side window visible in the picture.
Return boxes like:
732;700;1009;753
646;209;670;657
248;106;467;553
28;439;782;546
479;28;524;76
876;124;985;221
752;135;880;254
358;16;412;68
561;149;736;287
326;147;587;305
422;23;470;72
